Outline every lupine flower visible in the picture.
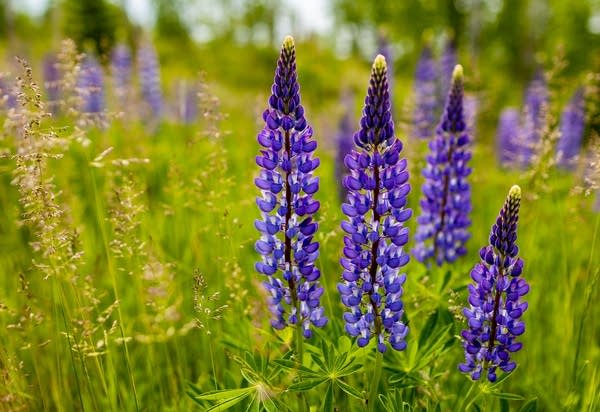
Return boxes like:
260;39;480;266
337;55;411;353
111;43;132;105
0;77;17;110
43;54;61;115
439;39;457;103
254;36;327;338
78;56;104;113
496;108;521;167
414;65;472;266
459;185;529;382
519;72;548;166
413;45;439;139
334;90;355;201
174;80;198;124
137;40;163;118
556;88;586;169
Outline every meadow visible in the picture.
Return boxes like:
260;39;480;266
0;7;599;412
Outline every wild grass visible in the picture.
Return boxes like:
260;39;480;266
0;42;598;412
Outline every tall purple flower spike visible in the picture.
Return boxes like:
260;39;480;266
519;72;548;166
556;88;586;169
254;36;327;338
0;77;18;110
439;39;457;104
413;45;438;139
496;108;521;167
414;65;472;266
459;185;529;382
335;90;356;201
111;43;132;105
338;55;411;353
78;56;104;113
43;54;61;115
137;40;163;118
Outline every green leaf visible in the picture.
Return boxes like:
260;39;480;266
335;379;363;399
337;335;351;353
499;398;510;412
441;270;452;291
418;309;439;349
319;383;334;412
288;378;327;391
519;398;538;412
192;387;254;401
272;359;320;377
191;391;252;411
490;392;525;401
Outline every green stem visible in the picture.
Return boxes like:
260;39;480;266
456;381;480;412
295;312;307;412
368;351;383;412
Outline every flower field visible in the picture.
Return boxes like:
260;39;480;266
0;2;599;411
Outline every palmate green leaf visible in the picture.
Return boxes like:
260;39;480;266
187;390;252;411
418;309;440;349
288;377;327;391
518;398;538;412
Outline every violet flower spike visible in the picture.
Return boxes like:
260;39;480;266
459;185;529;382
43;53;61;115
254;36;327;338
439;39;457;104
496;108;521;167
413;45;438;139
413;65;472;266
137;40;163;118
556;88;585;170
338;55;411;353
78;56;105;114
335;90;356;201
519;72;548;166
111;43;132;105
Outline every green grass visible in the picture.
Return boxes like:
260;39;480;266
0;43;598;412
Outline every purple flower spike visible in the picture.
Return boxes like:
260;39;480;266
519;72;548;166
414;65;472;266
413;45;438;139
137;40;163;118
439;39;457;103
254;36;327;338
496;108;521;167
338;55;411;353
43;54;61;115
111;43;132;105
335;90;356;200
78;56;104;113
556;88;586;169
459;185;528;382
0;77;17;110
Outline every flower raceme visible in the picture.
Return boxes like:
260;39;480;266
338;55;411;353
413;65;472;266
254;36;327;339
459;185;529;382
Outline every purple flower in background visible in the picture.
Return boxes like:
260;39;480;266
175;80;198;124
414;65;472;266
556;88;586;169
519;72;548;166
337;55;411;353
335;90;355;201
111;43;132;105
43;53;61;115
413;45;439;139
440;39;457;103
78;56;104;113
137;40;163;118
496;108;521;167
459;185;528;382
254;36;327;338
0;77;17;110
